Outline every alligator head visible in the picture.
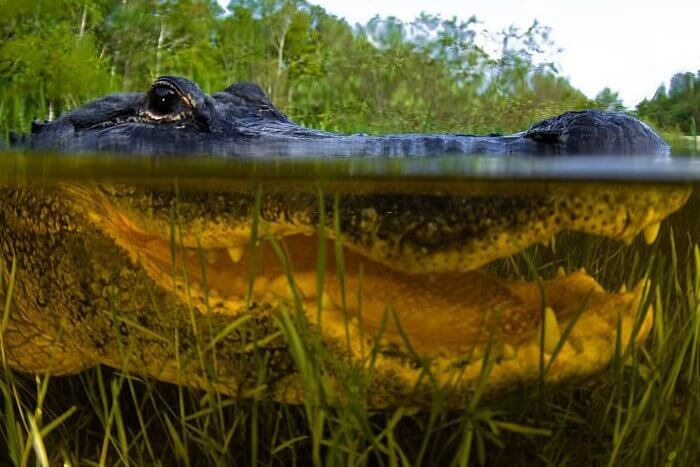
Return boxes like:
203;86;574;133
0;77;687;407
23;76;670;157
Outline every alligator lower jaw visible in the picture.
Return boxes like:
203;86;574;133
108;212;652;394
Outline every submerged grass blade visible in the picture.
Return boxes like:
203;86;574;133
316;188;327;333
333;193;351;352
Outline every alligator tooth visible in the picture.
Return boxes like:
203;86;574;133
227;247;244;263
634;277;651;295
542;307;561;354
470;348;484;361
378;337;392;349
269;275;304;300
618;284;627;294
556;266;566;278
320;291;335;310
643;222;661;245
501;344;516;361
206;250;219;264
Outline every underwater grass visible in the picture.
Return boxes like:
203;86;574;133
2;189;700;465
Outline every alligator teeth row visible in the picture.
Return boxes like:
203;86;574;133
501;343;516;360
188;219;663;271
622;221;661;245
206;250;219;264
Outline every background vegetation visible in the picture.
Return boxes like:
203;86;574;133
0;0;644;141
638;71;699;136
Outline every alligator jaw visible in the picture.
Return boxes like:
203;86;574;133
49;180;688;406
88;203;653;397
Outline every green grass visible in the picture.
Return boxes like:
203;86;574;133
2;188;700;466
663;130;699;156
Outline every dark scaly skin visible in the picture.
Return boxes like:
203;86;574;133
0;77;688;406
19;76;669;157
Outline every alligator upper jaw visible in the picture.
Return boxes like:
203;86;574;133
98;207;653;393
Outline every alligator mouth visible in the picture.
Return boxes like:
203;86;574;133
104;207;655;390
59;180;695;396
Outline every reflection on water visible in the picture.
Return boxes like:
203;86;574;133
670;135;700;156
2;152;700;185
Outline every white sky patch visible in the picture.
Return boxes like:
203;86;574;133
218;0;699;108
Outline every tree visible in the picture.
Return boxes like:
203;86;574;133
1;0;603;139
594;88;625;112
0;0;115;136
637;71;699;133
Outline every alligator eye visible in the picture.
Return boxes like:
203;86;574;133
147;84;183;116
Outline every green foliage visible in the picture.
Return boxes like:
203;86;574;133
637;71;700;134
1;0;603;140
594;87;625;112
0;0;115;134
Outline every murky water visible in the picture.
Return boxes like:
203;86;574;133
2;151;700;463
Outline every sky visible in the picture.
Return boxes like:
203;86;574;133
218;0;699;107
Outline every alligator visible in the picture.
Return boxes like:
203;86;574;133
0;76;689;407
23;76;670;156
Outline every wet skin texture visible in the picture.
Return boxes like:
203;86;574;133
20;76;670;157
0;77;688;407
